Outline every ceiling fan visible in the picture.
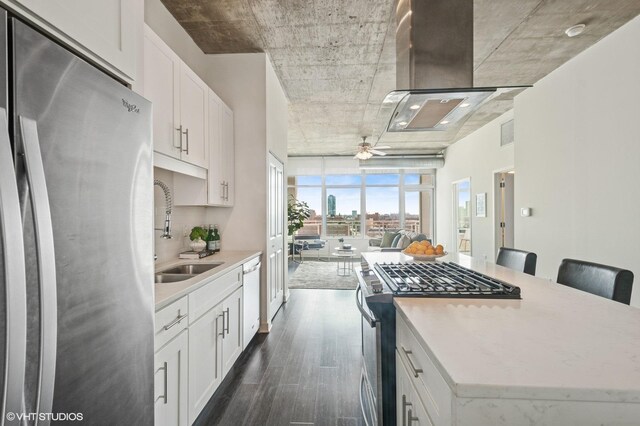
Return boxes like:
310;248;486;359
354;136;390;160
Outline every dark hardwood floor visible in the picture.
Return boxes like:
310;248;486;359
194;289;365;426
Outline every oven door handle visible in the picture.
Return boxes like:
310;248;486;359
356;283;377;328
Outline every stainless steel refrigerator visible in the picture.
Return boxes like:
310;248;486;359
0;9;154;425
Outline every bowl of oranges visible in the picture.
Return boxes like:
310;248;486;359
402;240;446;261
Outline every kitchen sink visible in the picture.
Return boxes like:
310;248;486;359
160;263;223;275
154;273;195;284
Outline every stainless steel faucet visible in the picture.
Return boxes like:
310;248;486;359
154;179;172;239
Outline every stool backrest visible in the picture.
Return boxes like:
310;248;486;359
496;247;537;276
557;258;634;305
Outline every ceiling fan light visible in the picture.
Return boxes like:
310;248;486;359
356;151;373;160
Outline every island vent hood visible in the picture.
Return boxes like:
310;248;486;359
384;0;527;133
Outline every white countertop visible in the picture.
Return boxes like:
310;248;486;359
154;250;261;311
362;252;640;403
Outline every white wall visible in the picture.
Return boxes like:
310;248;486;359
153;168;207;262
436;110;515;261
514;15;640;306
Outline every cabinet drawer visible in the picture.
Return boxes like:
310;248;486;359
397;313;452;426
189;267;242;324
155;297;189;350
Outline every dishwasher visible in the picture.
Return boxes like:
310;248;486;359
242;257;261;349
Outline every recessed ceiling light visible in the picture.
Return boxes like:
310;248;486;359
440;120;450;125
565;24;586;38
459;103;470;108
409;104;421;110
398;121;408;126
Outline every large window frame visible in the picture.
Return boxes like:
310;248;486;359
288;169;436;240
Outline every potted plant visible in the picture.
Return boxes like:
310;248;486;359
189;226;208;252
287;195;311;236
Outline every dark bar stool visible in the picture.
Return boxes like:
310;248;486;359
557;259;634;305
496;247;537;276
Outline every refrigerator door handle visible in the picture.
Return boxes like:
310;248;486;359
0;109;28;420
20;116;58;419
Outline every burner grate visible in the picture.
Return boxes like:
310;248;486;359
373;261;521;299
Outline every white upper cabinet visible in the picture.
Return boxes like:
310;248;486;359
143;25;208;170
143;26;180;159
206;90;235;207
7;0;137;81
179;63;208;168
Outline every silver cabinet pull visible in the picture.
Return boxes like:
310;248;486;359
224;307;230;335
407;408;418;425
182;127;189;154
156;362;168;404
175;125;183;150
218;313;225;337
163;312;188;330
220;181;225;200
20;116;58;417
402;394;412;426
0;109;28;418
401;346;423;377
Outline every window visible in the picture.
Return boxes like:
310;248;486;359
365;174;400;237
288;166;435;240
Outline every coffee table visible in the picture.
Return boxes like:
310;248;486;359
332;248;357;276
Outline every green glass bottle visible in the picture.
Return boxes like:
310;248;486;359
206;225;215;252
213;225;221;253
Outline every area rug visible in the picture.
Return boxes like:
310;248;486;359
288;260;358;290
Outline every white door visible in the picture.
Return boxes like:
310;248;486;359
155;330;188;426
188;307;223;424
143;26;180;159
179;63;208;168
221;287;243;376
267;153;285;320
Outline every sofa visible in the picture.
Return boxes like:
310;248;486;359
292;235;326;260
368;229;430;252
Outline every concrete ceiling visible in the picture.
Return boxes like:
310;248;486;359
161;0;640;156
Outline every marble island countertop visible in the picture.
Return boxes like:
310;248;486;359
362;252;640;403
154;250;261;310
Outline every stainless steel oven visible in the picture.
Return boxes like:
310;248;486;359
357;282;381;425
356;272;397;425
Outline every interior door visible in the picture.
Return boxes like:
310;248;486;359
267;153;285;320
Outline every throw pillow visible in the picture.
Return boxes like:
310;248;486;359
391;234;402;248
411;234;429;243
396;235;411;249
381;231;399;248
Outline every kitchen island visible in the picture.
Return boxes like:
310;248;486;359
362;252;640;425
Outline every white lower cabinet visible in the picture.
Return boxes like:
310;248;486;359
396;350;433;426
155;330;189;426
221;287;243;376
188;305;224;424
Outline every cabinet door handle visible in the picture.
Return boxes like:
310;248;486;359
221;181;225;200
182;128;189;154
218;313;225;337
226;182;229;201
401;346;423;377
224;307;230;335
402;394;412;426
407;408;418;426
175;125;183;150
164;313;188;330
156;361;168;404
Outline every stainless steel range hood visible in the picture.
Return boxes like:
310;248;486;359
384;0;527;133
